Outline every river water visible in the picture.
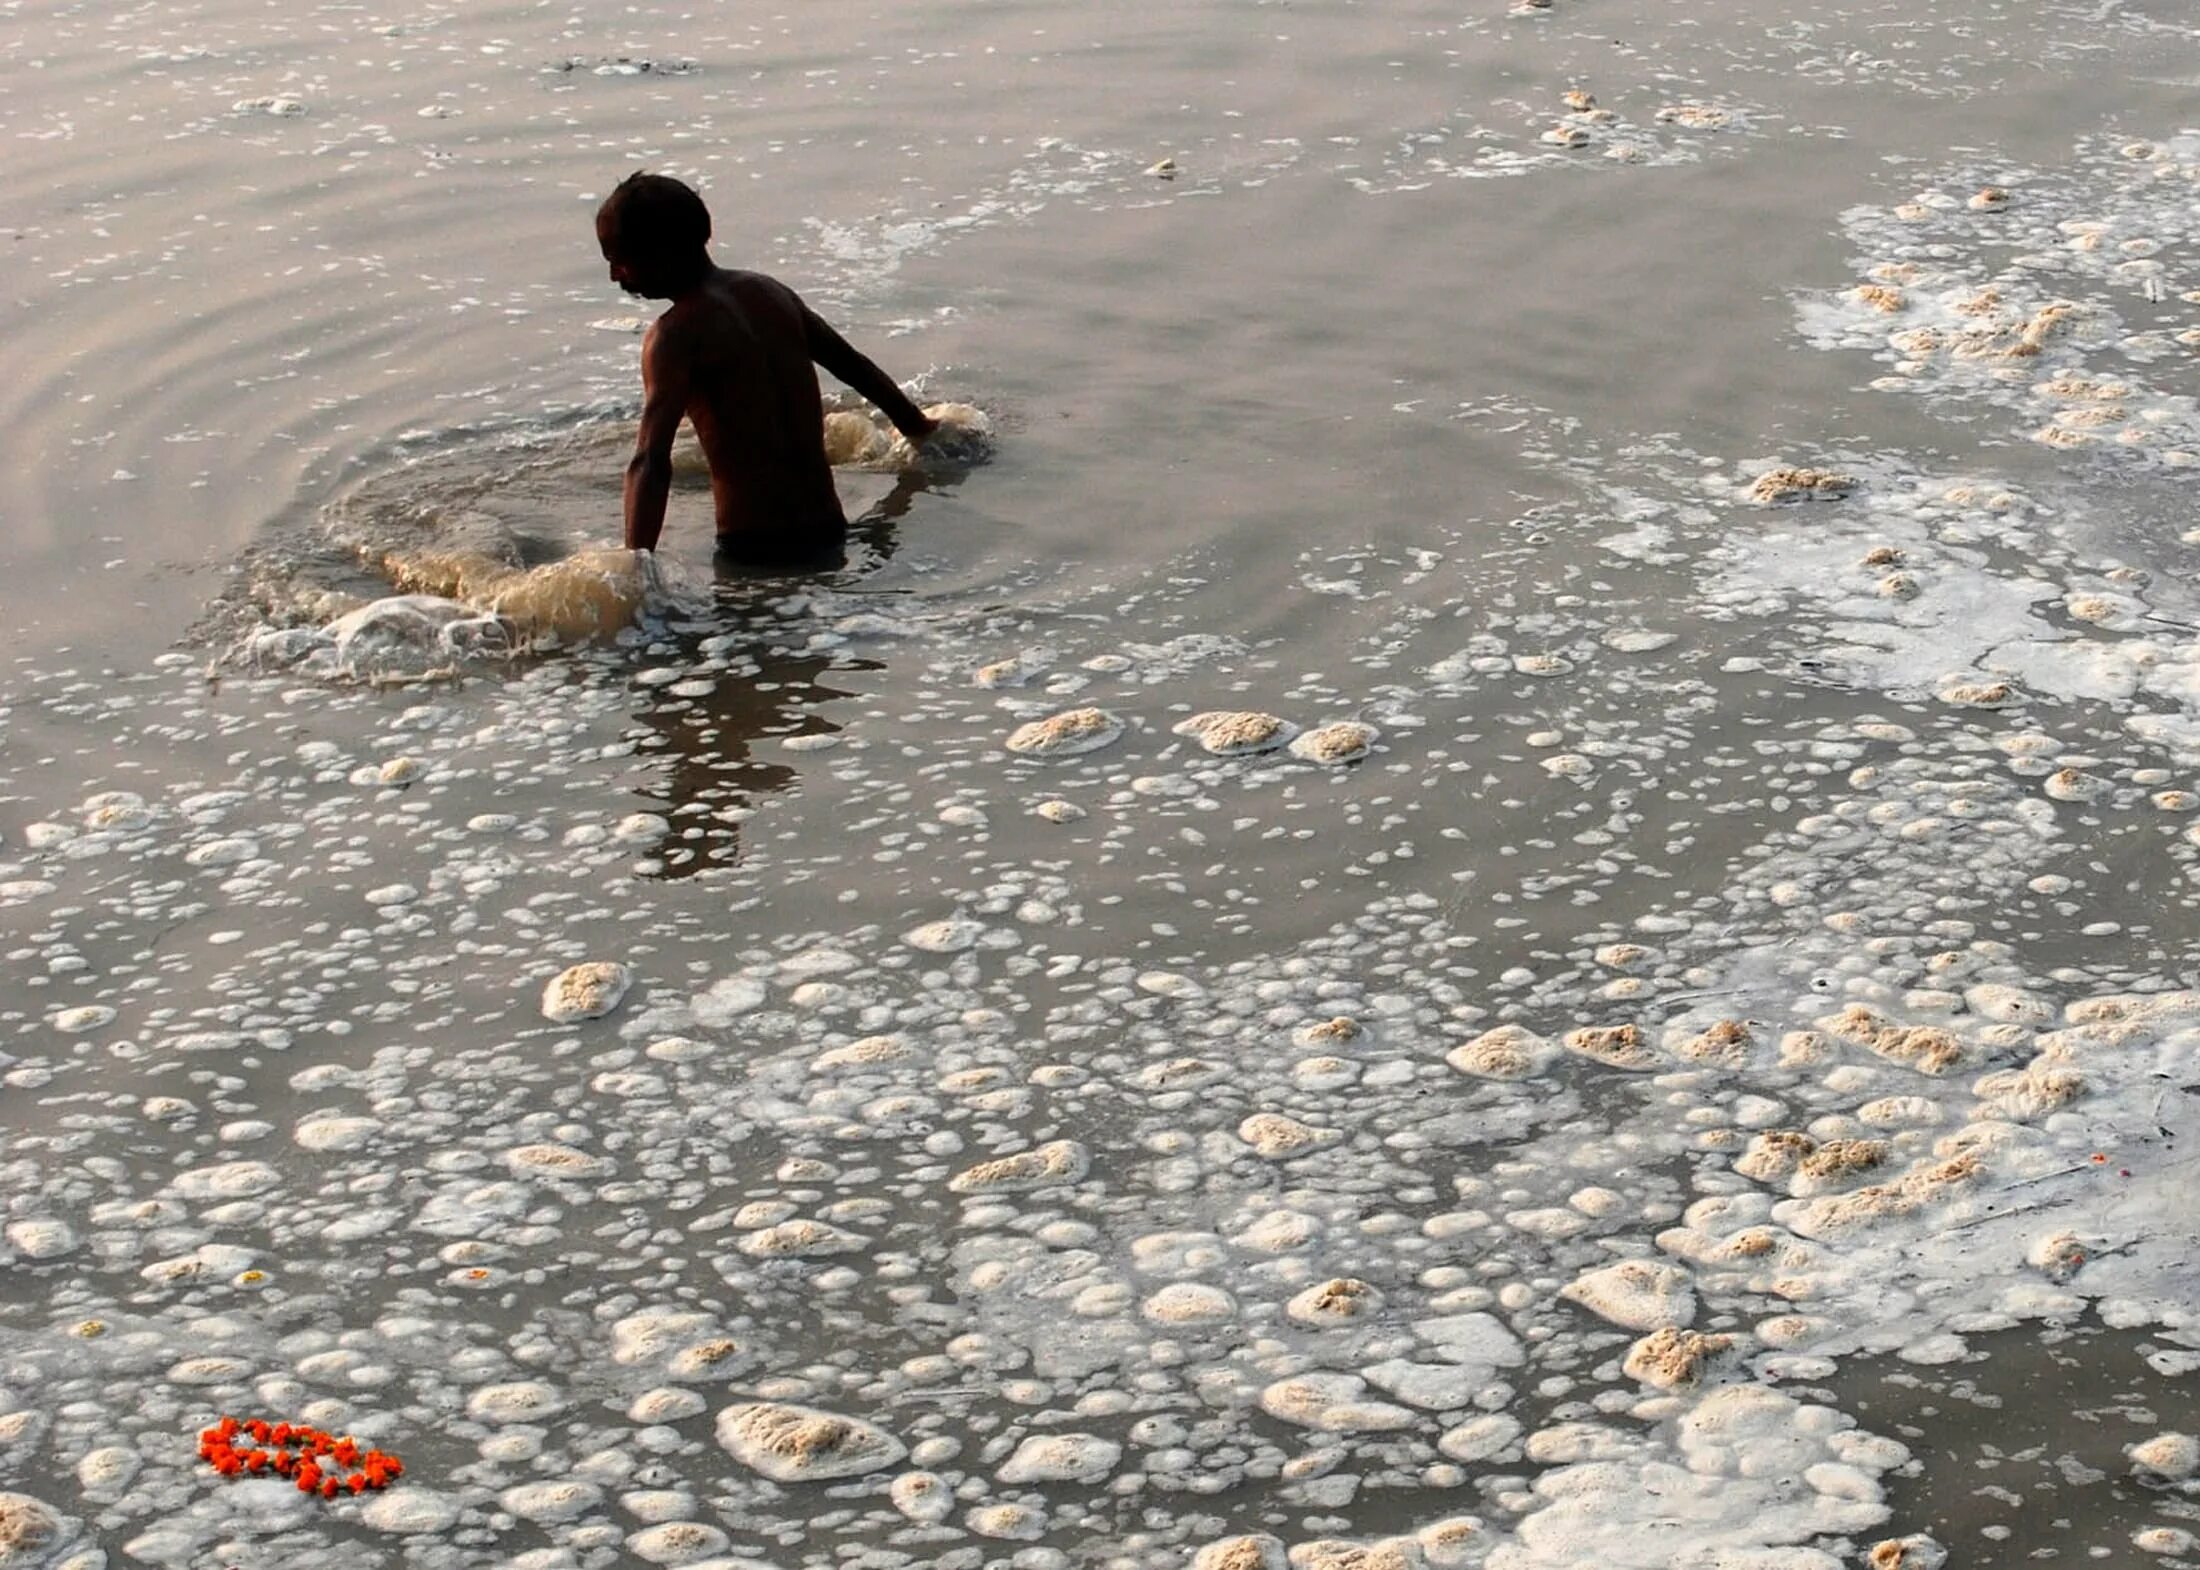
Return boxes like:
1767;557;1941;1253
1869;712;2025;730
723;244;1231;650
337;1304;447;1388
6;0;2200;1566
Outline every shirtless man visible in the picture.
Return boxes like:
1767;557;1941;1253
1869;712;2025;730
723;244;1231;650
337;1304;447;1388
595;171;936;567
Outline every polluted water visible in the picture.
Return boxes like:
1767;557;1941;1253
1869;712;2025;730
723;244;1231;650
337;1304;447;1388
7;0;2200;1567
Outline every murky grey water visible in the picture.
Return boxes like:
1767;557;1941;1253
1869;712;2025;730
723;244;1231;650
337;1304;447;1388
6;0;2200;1566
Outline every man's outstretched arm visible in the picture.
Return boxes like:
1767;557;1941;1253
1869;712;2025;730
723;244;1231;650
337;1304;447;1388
624;323;692;552
800;301;936;441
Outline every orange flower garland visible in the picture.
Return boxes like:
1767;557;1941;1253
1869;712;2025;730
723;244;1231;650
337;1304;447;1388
197;1416;404;1499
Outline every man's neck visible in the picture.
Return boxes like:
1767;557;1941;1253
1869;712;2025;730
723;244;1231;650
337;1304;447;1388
661;255;718;301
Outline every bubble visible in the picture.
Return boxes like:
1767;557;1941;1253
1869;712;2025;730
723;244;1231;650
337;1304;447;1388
2135;1528;2198;1556
0;1494;69;1564
948;1139;1091;1194
968;1502;1046;1541
1172;710;1299;756
2040;765;2112;806
1194;1536;1289;1570
1624;1327;1737;1390
504;1142;612;1179
1287;1277;1383;1327
1560;1259;1697;1330
629;1388;709;1424
360;1490;461;1534
874;1470;952;1523
1656;103;1734;129
1258;1373;1417;1432
904;917;985;953
50;1006;114;1035
541;961;633;1022
627;1522;731;1565
468;1380;566;1423
1562;1023;1658;1070
500;1479;602;1522
996;1432;1123;1484
1238;1111;1343;1158
186;837;258;868
715;1402;906;1481
2128;1431;2200;1478
1749;466;1856;503
1439;1413;1523;1464
737;1219;867;1258
1141;1282;1237;1324
823;409;888;466
885;403;995;470
1005;707;1126;757
1290;721;1379;763
294;1116;381;1152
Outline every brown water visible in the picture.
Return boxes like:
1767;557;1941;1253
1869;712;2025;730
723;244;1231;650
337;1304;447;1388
6;0;2200;1566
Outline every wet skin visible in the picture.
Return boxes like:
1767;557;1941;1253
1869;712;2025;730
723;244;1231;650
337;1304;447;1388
601;228;935;563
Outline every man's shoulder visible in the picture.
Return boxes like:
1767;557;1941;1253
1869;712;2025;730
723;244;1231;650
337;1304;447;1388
718;268;804;309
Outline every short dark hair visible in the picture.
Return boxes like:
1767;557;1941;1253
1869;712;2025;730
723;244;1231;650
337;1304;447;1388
597;171;711;257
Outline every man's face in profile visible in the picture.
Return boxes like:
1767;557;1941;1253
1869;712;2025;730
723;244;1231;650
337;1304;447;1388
595;214;661;298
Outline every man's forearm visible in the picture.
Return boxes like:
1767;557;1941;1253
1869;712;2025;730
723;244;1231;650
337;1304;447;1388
848;364;931;438
624;453;672;552
808;319;931;437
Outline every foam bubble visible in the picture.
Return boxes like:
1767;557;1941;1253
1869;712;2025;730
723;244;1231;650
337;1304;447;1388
542;961;632;1022
1141;1282;1238;1324
1172;711;1299;756
627;1522;731;1564
360;1490;461;1534
2129;1431;2200;1479
1624;1327;1737;1389
1005;708;1125;757
949;1139;1091;1193
1194;1537;1289;1570
1290;721;1379;763
0;1494;70;1564
1560;1260;1697;1329
904;917;986;953
468;1380;566;1423
500;1479;602;1522
1287;1278;1383;1327
996;1432;1123;1484
1258;1373;1417;1432
715;1402;905;1481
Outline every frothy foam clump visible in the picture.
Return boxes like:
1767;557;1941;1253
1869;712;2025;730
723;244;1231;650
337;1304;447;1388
541;962;633;1023
0;1493;71;1564
242;547;654;674
948;1138;1091;1193
889;402;994;469
715;1402;905;1481
1173;710;1299;756
1005;708;1125;757
1290;721;1380;763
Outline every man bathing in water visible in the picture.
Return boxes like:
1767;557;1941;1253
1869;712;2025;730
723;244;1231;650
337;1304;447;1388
595;171;937;567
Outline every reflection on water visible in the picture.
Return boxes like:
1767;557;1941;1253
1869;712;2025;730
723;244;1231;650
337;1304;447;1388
627;652;874;879
629;469;939;878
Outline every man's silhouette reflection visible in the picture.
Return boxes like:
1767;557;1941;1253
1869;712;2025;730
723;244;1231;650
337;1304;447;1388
624;470;933;877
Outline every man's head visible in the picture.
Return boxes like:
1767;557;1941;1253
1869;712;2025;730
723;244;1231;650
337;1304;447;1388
595;172;712;298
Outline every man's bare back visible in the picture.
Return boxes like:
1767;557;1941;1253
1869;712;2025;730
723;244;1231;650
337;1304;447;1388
596;173;935;566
